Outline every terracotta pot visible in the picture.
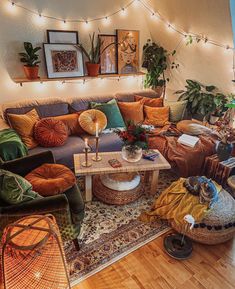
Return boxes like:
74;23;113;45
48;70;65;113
23;65;39;80
153;86;164;97
86;62;100;77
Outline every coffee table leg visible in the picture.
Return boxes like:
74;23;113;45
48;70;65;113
149;170;159;195
85;175;92;202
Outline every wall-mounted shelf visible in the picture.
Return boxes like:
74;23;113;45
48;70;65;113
13;72;145;86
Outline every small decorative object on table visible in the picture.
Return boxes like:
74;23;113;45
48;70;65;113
115;122;148;163
214;110;235;161
92;122;102;162
82;138;92;167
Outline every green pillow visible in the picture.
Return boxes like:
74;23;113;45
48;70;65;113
90;99;125;129
164;100;187;122
0;169;42;205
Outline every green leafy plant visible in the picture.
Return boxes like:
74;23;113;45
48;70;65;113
142;40;169;89
75;32;114;64
175;80;229;117
19;42;41;67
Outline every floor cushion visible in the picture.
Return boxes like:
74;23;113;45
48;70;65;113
135;95;163;107
144;106;170;127
118;101;144;125
25;163;76;196
79;109;107;135
34;118;68;147
171;189;235;244
177;120;212;135
7;109;39;149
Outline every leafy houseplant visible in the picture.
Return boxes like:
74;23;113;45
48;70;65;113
142;39;169;97
175;79;229;122
19;42;41;79
115;123;149;163
75;33;114;77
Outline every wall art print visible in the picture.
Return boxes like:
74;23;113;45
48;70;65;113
98;34;117;74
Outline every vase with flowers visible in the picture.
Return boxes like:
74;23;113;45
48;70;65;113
115;123;148;162
215;110;235;161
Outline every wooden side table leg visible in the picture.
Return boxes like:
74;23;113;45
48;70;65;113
85;175;92;202
144;171;151;184
149;170;159;195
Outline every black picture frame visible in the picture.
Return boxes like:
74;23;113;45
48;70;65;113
47;30;79;44
98;34;117;75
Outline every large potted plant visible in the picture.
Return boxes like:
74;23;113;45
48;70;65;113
75;33;113;77
175;80;229;121
142;39;169;97
19;42;41;79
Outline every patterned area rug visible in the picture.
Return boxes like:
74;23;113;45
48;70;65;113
65;170;177;286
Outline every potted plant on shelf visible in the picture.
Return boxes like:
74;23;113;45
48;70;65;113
142;39;169;98
175;79;229;122
19;42;41;80
75;33;114;77
115;123;149;163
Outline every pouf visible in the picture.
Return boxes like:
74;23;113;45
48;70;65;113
93;174;143;205
79;109;107;135
171;189;235;244
34;118;68;147
25;164;76;196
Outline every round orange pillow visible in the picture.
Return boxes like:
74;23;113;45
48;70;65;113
25;164;76;196
79;109;107;135
34;118;68;147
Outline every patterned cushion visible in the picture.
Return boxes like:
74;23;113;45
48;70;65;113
25;164;76;196
34;118;68;147
79;109;107;135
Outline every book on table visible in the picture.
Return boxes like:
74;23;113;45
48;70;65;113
177;134;199;148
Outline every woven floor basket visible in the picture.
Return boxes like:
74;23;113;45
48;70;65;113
93;175;143;205
171;190;235;245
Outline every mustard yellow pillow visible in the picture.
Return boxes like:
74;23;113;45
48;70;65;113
78;109;107;135
7;109;39;149
118;101;144;125
144;106;170;127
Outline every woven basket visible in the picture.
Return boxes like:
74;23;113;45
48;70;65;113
171;189;235;245
93;175;143;205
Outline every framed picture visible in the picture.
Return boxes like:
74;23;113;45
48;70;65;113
47;30;79;44
44;43;84;78
98;34;117;74
116;29;139;74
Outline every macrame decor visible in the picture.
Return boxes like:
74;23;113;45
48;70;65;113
1;215;71;289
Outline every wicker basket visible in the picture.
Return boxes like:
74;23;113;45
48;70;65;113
93;175;143;205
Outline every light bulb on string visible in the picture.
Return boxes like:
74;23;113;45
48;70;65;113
34;13;46;26
102;16;110;26
120;7;127;17
5;1;17;14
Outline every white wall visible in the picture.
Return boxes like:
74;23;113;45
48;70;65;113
0;0;234;104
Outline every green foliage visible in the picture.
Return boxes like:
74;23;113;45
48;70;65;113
19;42;41;67
75;33;114;64
175;79;230;117
142;39;168;88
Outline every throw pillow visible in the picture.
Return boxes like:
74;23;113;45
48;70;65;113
79;109;107;135
144;106;170;127
177;120;212;135
0;169;41;205
118;101;144;125
164;100;187;122
135;95;163;107
7;109;40;149
34;118;68;147
53;113;84;136
25;164;76;196
90;99;125;129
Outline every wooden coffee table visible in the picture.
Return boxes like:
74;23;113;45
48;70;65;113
74;150;171;202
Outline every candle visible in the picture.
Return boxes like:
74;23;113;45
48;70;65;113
95;122;99;137
84;138;89;149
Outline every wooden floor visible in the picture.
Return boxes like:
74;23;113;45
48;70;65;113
73;232;235;289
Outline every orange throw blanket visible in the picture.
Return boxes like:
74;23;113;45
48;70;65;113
148;125;217;177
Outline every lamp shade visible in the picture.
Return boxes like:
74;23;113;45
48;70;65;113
1;215;71;289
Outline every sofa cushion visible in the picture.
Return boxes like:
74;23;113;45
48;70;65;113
164;100;187;122
25;164;76;196
79;109;107;135
53;113;83;136
90;99;125;129
29;136;86;168
135;95;163;107
69;95;114;112
7;109;39;149
144;106;170;127
177;120;212;135
115;90;159;102
34;118;68;147
0;169;41;205
118;101;144;125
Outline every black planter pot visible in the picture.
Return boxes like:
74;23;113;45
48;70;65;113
216;141;233;161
